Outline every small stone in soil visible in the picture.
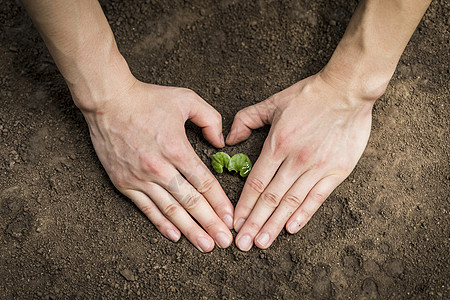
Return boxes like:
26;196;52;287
119;269;136;281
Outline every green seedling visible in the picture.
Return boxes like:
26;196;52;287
228;153;252;177
211;152;231;173
211;152;252;177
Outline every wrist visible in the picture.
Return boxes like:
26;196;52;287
22;0;136;113
318;0;430;104
320;42;394;103
67;48;136;113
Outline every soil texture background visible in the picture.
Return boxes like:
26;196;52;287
0;0;449;299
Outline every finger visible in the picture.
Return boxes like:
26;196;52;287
174;142;234;229
252;172;319;249
226;98;276;145
122;189;181;242
161;169;233;249
187;94;225;148
234;161;304;251
233;145;282;233
142;183;216;252
286;175;342;234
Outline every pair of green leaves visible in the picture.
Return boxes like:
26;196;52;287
211;152;252;177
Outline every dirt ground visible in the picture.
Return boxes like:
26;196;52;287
0;0;449;299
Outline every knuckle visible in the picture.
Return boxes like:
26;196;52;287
331;158;353;175
261;191;280;208
283;194;303;207
162;139;185;161
197;177;215;195
267;132;291;159
247;177;266;194
111;175;127;190
315;157;327;169
267;93;279;104
234;110;245;123
212;110;222;124
140;204;154;217
235;108;253;123
293;147;313;166
153;221;165;232
309;192;326;204
141;155;162;176
298;207;311;222
276;131;293;147
245;220;261;232
167;147;185;162
201;219;217;233
182;88;199;99
182;192;202;210
185;89;205;104
338;163;353;176
163;203;180;218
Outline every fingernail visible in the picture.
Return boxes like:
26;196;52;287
223;214;233;229
237;234;252;251
235;218;245;232
256;232;270;247
220;133;225;147
167;229;180;242
216;232;232;248
226;129;234;143
288;220;300;233
197;237;212;252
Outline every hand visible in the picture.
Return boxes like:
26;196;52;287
81;80;234;252
227;73;374;251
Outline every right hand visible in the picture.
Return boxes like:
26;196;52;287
81;80;234;252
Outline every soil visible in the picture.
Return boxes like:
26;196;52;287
0;0;449;299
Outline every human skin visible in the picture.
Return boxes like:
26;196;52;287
21;0;432;253
21;0;234;252
229;0;432;251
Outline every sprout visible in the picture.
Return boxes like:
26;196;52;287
211;152;252;177
211;152;231;173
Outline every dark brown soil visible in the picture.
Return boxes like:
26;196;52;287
1;0;449;299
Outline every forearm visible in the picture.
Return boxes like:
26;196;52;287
321;0;431;101
22;0;135;112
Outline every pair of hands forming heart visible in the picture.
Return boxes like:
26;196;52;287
82;70;374;252
23;0;429;253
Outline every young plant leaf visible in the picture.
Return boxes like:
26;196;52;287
228;153;252;177
211;152;231;173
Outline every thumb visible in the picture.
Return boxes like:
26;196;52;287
188;96;225;148
226;98;276;145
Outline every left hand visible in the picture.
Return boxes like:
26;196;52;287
226;72;375;251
